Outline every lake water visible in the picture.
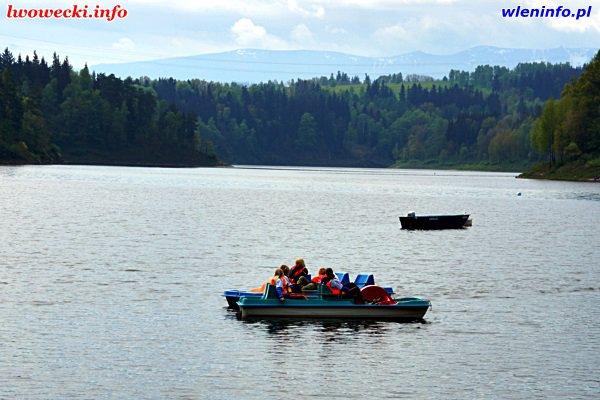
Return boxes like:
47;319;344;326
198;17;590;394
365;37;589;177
1;165;599;399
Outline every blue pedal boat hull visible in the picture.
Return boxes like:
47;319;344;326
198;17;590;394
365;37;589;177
237;296;430;321
224;286;395;310
224;290;261;309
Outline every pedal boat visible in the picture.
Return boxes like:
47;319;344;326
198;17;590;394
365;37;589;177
224;273;394;310
237;284;430;321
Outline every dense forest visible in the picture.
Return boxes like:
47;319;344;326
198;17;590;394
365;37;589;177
0;48;219;166
522;50;600;180
1;47;598;176
145;59;583;168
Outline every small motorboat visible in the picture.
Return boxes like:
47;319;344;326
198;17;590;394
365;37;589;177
224;273;394;310
237;284;430;321
399;212;471;230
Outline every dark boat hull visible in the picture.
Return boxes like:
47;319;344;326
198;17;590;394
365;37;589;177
399;214;470;230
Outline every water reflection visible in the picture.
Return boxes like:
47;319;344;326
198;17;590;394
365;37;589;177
0;166;20;177
240;318;425;337
569;192;600;202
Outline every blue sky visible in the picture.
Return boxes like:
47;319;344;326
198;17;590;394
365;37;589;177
2;0;599;67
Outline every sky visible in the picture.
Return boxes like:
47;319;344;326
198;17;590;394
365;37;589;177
1;0;599;67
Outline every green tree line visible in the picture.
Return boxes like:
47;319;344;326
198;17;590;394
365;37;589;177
147;60;583;168
0;48;219;166
531;51;600;165
1;47;596;171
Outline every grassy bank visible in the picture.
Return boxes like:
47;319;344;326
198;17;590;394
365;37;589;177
518;159;600;182
392;160;528;173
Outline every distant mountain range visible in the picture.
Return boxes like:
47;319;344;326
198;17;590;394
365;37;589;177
92;46;598;83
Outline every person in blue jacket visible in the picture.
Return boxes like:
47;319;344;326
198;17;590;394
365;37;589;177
273;268;288;302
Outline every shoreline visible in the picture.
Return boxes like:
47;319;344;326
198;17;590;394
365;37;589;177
3;160;598;182
0;159;519;173
517;161;600;183
0;160;226;169
517;173;600;183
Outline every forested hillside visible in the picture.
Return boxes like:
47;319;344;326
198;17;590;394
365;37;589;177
522;51;600;181
147;61;583;168
0;49;219;167
1;47;596;172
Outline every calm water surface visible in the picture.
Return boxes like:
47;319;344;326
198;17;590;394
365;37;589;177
1;165;599;399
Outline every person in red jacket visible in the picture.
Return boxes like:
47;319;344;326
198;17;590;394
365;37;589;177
288;258;311;292
311;267;327;284
289;258;309;281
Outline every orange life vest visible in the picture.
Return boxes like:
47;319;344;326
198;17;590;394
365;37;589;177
271;276;291;293
312;274;325;283
282;276;292;293
326;280;341;295
249;283;265;293
290;265;308;282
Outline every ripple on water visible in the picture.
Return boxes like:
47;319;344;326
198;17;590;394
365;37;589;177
0;165;599;399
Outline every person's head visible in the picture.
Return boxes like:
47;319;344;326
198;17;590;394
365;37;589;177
280;264;290;276
325;267;335;279
295;258;305;269
273;268;283;278
318;267;326;276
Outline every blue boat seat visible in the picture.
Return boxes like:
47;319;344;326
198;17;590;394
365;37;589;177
335;272;350;284
354;274;375;288
263;284;278;299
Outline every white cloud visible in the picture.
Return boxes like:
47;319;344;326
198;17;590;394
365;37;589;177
523;0;600;33
314;5;326;18
371;13;506;54
291;24;315;43
129;0;273;13
127;0;324;18
374;23;409;40
163;36;226;54
231;18;267;45
171;38;184;48
112;38;136;51
373;16;439;43
287;0;325;18
230;18;288;48
127;0;454;16
328;0;457;8
326;26;349;35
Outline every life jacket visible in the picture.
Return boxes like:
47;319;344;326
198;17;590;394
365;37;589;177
290;265;308;282
326;280;341;295
282;276;292;293
272;276;291;292
312;274;325;284
249;283;265;293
